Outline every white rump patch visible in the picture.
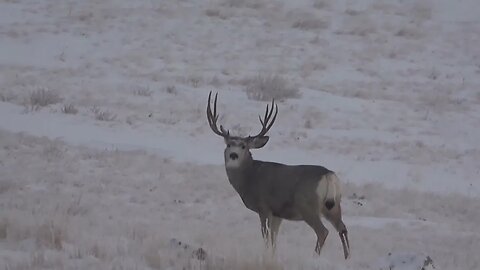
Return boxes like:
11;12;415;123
316;173;341;208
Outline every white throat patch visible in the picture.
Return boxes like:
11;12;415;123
225;158;242;168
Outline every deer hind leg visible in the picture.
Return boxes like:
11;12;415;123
301;212;328;255
323;203;350;259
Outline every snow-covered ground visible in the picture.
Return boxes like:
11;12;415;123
1;0;479;269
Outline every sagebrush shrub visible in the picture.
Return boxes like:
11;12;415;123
61;103;78;114
29;88;63;110
91;106;116;121
245;74;300;101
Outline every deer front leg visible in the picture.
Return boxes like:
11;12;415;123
259;212;269;245
267;215;282;253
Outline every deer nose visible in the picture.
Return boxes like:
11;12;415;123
229;153;239;160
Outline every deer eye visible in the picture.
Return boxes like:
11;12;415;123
241;145;245;149
227;144;231;148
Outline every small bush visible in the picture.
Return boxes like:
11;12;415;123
29;88;63;110
313;0;328;9
205;9;220;17
205;257;284;270
209;76;223;87
61;103;78;115
292;17;328;30
165;85;177;94
475;92;480;103
0;179;16;195
0;218;7;239
205;9;227;19
336;13;376;36
245;74;300;101
133;86;153;97
300;61;327;78
304;119;313;129
395;27;425;40
0;91;16;102
91;106;116;121
410;1;432;22
222;0;264;9
189;76;203;88
35;222;64;250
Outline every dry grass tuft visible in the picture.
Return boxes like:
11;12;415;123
133;86;153;97
409;1;433;23
205;257;284;270
292;17;328;31
205;9;228;20
336;13;377;36
395;26;426;40
35;222;65;250
91;106;117;121
245;74;300;101
61;103;78;114
0;91;17;102
313;0;329;9
29;88;63;110
221;0;264;9
0;218;8;239
165;85;177;95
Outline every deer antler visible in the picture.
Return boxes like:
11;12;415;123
249;99;278;139
206;91;230;138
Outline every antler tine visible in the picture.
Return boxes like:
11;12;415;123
206;91;215;126
265;102;278;131
213;92;218;120
251;99;278;138
266;99;275;123
258;99;275;126
220;125;230;136
206;91;229;138
261;103;269;125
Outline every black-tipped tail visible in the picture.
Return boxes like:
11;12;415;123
325;199;335;210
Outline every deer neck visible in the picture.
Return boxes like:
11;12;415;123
225;157;255;195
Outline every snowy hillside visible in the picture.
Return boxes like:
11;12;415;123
1;0;479;269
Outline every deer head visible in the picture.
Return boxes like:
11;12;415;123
206;91;278;169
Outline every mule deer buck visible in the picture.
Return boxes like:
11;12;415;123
206;92;350;259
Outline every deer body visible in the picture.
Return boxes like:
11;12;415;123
226;161;333;220
207;92;350;259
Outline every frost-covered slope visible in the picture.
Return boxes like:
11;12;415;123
1;0;479;269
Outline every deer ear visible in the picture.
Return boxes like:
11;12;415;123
249;136;269;149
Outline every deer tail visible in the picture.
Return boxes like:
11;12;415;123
324;173;341;210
